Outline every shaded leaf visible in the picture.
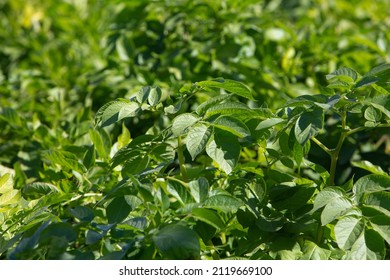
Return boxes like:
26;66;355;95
106;196;132;224
153;224;200;259
191;208;225;230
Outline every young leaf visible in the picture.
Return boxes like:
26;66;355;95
364;106;382;122
294;107;324;145
148;86;162;106
153;224;200;259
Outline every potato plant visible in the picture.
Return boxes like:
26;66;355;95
1;64;390;259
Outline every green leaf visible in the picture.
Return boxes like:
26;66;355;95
0;189;20;206
191;208;225;230
41;222;77;242
123;217;148;230
23;182;60;199
301;241;331;260
148;87;162;106
116;35;131;61
106;196;132;224
69;206;94;222
369;215;390;244
204;194;243;212
355;76;379;89
0;107;25;128
256;118;285;131
189;177;209;203
43;149;87;173
186;123;212;160
363;63;390;81
89;128;110;160
367;102;390;119
206;129;240;174
153;224;200;259
355;63;390;89
312;188;345;212
0;173;13;194
85;230;103;245
117;122;131;149
351;160;387;175
313;188;353;225
294;107;324;145
364;106;382;122
269;184;315;211
348;229;385;260
121;154;149;176
149;143;175;163
83;145;96;169
172;113;199;136
136;86;151;104
197;78;254;100
95;99;139;127
353;174;390;203
195;95;231;115
321;197;353;225
167;179;194;205
204;101;252;118
364;192;390;216
326;67;358;81
124;195;143;210
211;115;250;138
256;214;285;232
334;216;365;250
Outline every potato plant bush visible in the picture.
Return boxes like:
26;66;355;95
1;0;390;260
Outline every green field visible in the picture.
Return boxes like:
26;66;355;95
1;0;390;260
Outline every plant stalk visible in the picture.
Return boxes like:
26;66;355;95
177;135;188;182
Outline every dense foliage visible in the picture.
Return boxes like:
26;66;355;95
1;0;390;260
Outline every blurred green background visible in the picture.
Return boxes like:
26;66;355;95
1;0;390;177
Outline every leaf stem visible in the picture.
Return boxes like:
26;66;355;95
311;137;332;155
328;110;348;186
177;135;188;182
